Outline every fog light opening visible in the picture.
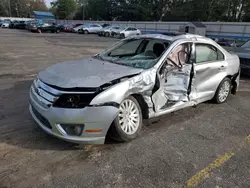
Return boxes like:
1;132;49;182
60;124;84;136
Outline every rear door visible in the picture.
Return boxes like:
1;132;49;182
90;24;102;33
131;27;138;35
89;25;95;32
125;27;133;36
94;25;103;32
193;43;227;101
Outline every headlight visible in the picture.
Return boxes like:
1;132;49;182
53;93;97;108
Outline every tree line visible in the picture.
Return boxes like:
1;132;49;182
1;0;250;22
0;0;48;18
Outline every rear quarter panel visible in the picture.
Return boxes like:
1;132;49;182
226;53;240;76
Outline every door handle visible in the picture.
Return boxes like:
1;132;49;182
218;65;225;71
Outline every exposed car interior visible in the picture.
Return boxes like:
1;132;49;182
152;43;193;111
98;38;170;69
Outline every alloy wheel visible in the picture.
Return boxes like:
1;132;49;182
118;99;140;135
218;80;230;102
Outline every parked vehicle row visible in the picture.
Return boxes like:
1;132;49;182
98;26;142;38
1;19;142;38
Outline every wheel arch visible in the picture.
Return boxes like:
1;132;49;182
131;94;149;119
225;73;239;95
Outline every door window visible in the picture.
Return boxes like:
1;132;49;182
166;43;192;67
196;44;224;64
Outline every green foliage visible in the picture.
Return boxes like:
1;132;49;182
53;0;77;19
0;0;48;17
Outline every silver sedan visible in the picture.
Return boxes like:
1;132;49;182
29;34;240;144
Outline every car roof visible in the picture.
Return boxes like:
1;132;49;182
129;33;214;43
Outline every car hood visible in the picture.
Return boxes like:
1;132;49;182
38;57;143;88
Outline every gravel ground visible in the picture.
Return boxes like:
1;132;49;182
0;29;250;188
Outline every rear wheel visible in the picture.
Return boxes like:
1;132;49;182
56;28;60;33
105;32;110;37
214;77;231;104
109;96;142;142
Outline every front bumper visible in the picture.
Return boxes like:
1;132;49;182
29;84;119;145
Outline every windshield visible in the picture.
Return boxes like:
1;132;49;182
96;38;170;69
241;40;250;48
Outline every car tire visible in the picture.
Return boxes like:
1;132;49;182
214;77;231;104
105;32;110;37
108;96;142;142
56;29;60;33
120;33;125;38
84;30;89;34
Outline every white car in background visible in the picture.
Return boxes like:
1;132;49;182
103;26;120;37
1;21;10;28
119;27;141;38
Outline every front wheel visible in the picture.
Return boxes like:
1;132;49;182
108;96;142;142
56;29;60;33
84;30;89;34
120;33;125;38
214;77;231;104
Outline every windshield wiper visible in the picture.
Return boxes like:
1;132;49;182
94;54;105;61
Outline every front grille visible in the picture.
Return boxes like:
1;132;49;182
32;106;52;129
31;79;59;108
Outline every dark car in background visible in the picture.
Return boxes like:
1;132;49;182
56;24;65;32
30;22;60;33
227;40;250;76
216;38;234;47
9;20;19;28
15;21;27;29
9;20;30;29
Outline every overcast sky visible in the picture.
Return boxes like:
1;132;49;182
45;0;54;7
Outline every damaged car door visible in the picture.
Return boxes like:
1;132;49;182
193;43;227;102
152;42;194;112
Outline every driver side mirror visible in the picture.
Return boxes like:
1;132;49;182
178;51;189;65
